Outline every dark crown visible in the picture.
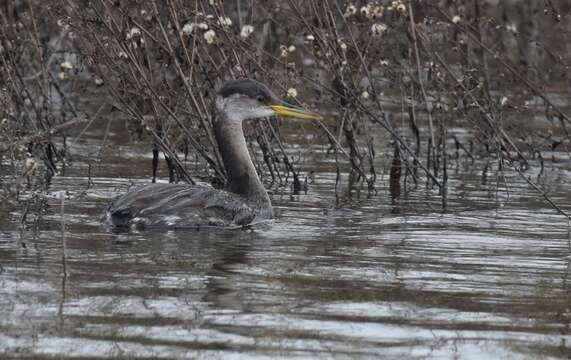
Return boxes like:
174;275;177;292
218;78;276;104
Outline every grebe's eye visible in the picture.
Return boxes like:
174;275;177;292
256;95;265;103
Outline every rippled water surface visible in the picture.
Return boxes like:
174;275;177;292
1;121;571;359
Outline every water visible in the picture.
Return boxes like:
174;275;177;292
1;119;571;359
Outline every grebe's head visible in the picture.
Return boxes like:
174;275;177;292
216;78;322;122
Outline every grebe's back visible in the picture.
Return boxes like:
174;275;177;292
103;183;271;228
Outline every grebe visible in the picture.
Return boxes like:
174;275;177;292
103;78;321;229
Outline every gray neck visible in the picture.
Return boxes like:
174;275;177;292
214;112;271;209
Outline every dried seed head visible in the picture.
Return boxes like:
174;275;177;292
126;27;141;40
218;16;232;28
373;5;384;18
240;25;254;38
371;23;388;37
60;61;73;71
287;88;298;98
204;29;216;44
181;22;196;35
500;96;508;107
344;4;357;18
24;157;37;171
506;23;518;33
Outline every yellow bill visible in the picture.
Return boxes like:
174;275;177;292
271;105;322;120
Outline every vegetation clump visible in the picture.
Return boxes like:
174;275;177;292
1;0;571;216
